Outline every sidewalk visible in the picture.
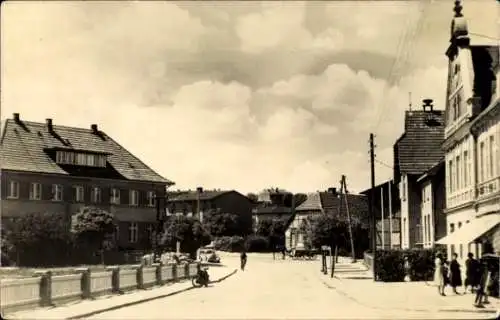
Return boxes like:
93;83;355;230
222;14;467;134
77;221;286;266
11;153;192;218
319;263;499;315
5;266;237;320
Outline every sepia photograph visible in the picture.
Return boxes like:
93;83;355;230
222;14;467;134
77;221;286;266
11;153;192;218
0;0;499;319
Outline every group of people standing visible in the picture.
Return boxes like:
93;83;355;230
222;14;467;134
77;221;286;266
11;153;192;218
434;251;498;307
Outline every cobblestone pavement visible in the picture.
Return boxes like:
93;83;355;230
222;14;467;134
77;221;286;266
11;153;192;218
87;254;496;319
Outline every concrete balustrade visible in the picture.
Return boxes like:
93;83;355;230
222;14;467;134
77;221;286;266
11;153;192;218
0;262;199;314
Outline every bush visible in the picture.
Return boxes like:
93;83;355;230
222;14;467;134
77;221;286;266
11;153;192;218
213;236;245;252
375;248;437;282
245;235;269;252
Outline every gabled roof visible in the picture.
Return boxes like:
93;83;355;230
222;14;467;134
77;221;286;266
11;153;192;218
394;110;445;175
0;117;172;184
319;192;370;229
417;159;445;183
168;190;236;202
295;192;322;211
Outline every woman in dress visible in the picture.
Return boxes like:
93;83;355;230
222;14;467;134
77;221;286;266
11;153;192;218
449;253;463;294
434;253;446;296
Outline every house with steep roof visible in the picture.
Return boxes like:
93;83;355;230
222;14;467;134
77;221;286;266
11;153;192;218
0;113;174;251
166;188;254;235
393;99;445;249
435;1;500;261
251;189;302;231
285;188;369;254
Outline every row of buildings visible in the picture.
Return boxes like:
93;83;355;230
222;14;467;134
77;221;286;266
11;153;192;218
0;116;255;251
394;2;499;261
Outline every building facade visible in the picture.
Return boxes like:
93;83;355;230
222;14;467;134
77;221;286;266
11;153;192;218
0;114;173;251
166;189;254;235
393;101;445;249
416;160;447;249
437;2;500;259
285;188;369;255
361;180;401;249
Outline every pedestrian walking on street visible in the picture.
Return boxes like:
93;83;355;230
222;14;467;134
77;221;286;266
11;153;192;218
474;258;490;308
465;252;479;293
449;253;462;294
240;250;247;271
434;253;446;296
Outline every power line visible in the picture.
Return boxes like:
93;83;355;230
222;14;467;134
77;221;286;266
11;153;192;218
375;159;393;169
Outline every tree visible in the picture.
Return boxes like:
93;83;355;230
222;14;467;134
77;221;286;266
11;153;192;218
202;210;240;238
256;219;273;237
161;216;211;259
3;213;73;267
71;206;116;264
308;214;348;250
246;193;259;203
269;218;287;251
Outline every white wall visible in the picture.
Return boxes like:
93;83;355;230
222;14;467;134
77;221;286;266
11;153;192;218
421;181;434;248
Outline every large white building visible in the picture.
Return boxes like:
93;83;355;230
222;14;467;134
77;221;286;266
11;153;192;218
437;1;500;259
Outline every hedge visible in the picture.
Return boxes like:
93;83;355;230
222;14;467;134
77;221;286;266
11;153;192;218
213;236;245;252
374;248;439;282
245;235;270;252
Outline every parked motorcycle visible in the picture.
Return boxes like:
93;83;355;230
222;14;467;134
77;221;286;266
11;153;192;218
192;267;210;288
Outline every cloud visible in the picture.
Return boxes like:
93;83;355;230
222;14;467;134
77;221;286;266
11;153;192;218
1;1;481;194
235;2;344;54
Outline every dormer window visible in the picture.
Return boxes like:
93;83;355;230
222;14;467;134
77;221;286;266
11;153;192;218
55;151;107;167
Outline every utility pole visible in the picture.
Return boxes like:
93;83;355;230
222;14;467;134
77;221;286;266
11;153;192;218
369;133;376;279
341;175;356;263
388;180;393;249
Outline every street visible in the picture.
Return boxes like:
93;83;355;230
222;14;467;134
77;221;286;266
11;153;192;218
88;254;494;320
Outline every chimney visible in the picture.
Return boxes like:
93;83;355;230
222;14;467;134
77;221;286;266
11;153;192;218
13;113;20;122
46;118;53;132
422;99;434;112
328;187;337;195
91;124;98;134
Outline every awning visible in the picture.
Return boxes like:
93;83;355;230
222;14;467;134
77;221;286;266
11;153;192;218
436;214;500;245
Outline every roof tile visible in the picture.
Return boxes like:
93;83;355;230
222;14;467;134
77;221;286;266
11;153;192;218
0;118;172;184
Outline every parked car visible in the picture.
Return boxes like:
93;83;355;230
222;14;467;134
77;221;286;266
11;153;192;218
199;248;220;263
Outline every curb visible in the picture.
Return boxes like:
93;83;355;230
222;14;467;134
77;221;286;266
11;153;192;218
66;269;238;319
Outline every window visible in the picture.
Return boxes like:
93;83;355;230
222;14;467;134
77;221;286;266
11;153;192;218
458;222;462;229
86;154;95;166
76;153;86;166
110;188;120;205
147;191;155;207
91;187;101;203
7;180;19;199
450;223;455;233
463;151;468;187
147;224;154;242
73;185;84;202
29;183;42;200
456;155;460;190
489;136;495;178
128;222;138;243
52;184;63;201
448;160;454;193
480;142;485;182
129;190;138;206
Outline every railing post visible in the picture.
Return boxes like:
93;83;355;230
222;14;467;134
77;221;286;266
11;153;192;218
153;263;162;286
34;270;52;307
184;263;189;278
136;265;144;289
75;267;91;299
106;266;120;294
172;263;178;282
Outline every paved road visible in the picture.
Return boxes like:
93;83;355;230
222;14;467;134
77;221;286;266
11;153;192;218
88;255;494;319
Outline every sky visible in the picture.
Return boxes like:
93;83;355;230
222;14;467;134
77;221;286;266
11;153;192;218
1;0;498;194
